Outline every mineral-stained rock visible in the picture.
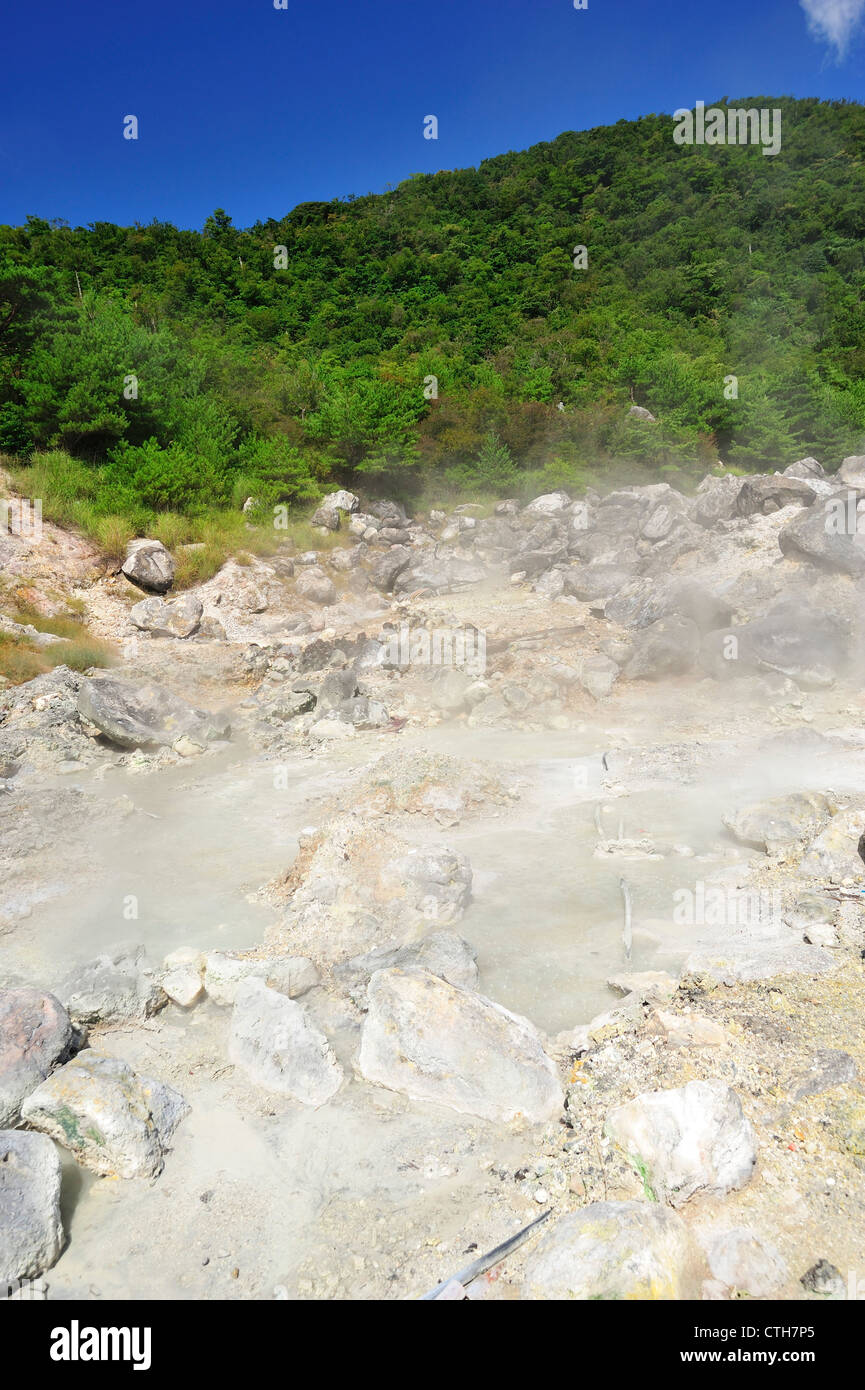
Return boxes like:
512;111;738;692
605;1080;757;1206
722;791;832;853
358;968;563;1123
0;988;73;1126
0;1131;64;1284
21;1053;189;1179
229;978;342;1106
522;1201;707;1300
799;807;865;881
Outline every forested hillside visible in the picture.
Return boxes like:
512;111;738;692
2;96;864;533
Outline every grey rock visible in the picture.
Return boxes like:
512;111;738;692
793;1048;857;1100
778;495;865;575
77;676;230;750
562;564;634;602
121;539;174;594
837;455;865;489
606;1080;757;1206
622;616;701;681
522;1201;707;1300
334;930;479;1008
229;978;342;1106
295;568;336;605
784;457;825;481
627;405;656;421
21;1054;188;1178
58;943;164;1025
800;1259;846;1298
606;577;731;633
359;968;563;1123
703;599;848;688
735;475;815;515
580;654;619;701
370;546;412;593
693;474;741;528
129;594;203;639
0;989;74;1127
0;1131;63;1284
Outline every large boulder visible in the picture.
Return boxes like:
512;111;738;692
522;1201;707;1300
524;491;571;515
358;968;563;1123
333;930;479;1009
693;473;741;528
129;594;203;639
837;455;865;490
778;495;865;575
606;577;732;633
605;1080;757;1206
784;457;824;482
622;616;701;681
58;943;164;1025
378;847;472;926
77;676;230;750
121;539;175;594
722;792;833;854
21;1053;189;1179
0;989;73;1127
701;599;849;688
735;475;815;516
228;978;342;1105
295;568;336;606
370;545;412;592
798;807;865;882
0;1131;64;1284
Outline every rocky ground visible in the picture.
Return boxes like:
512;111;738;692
2;455;865;1301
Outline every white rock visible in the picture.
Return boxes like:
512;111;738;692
605;1080;757;1206
706;1228;788;1297
229;979;342;1106
162;967;204;1008
358;968;563;1124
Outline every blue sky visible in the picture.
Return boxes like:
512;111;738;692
1;0;863;230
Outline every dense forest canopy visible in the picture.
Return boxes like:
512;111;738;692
2;96;865;525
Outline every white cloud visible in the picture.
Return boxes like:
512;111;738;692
800;0;865;59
